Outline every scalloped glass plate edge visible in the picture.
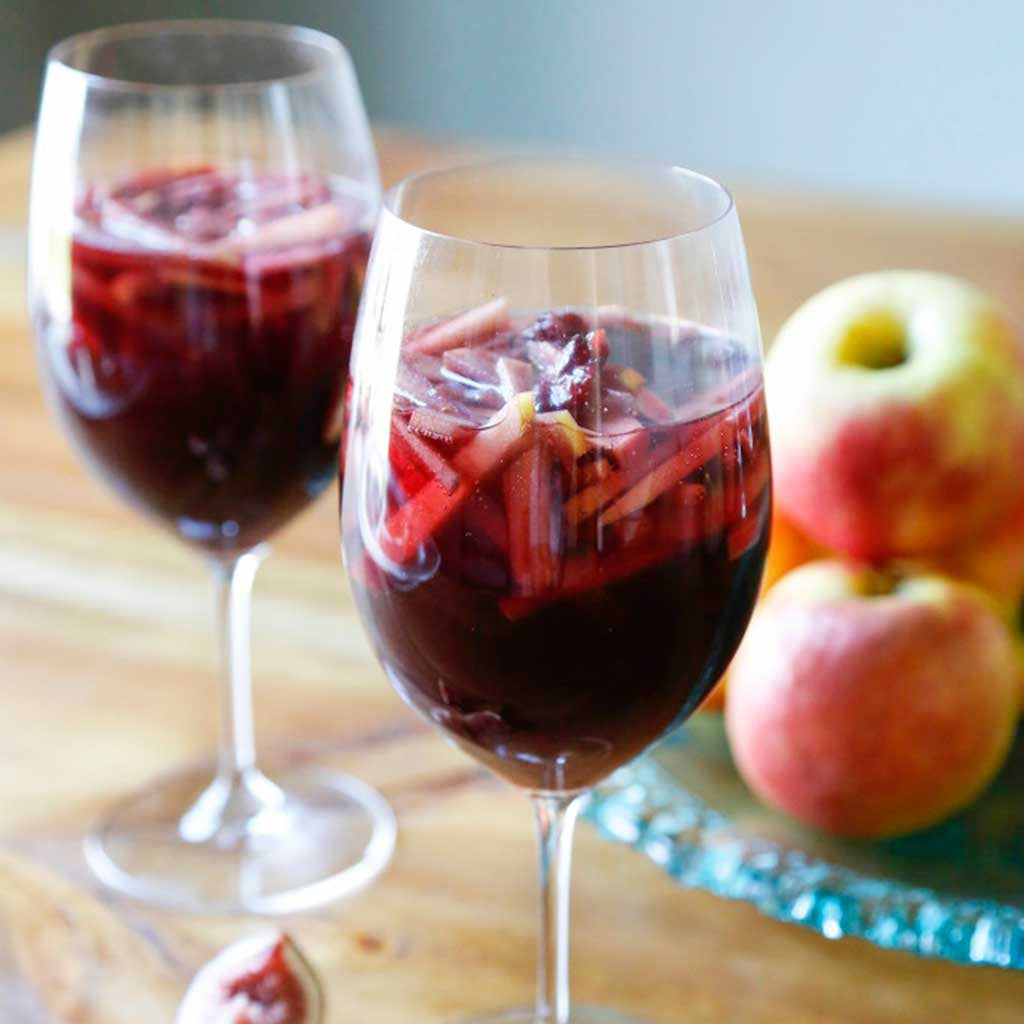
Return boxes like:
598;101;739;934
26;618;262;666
585;750;1024;969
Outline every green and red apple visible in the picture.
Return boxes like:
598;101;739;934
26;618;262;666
919;494;1024;697
725;561;1018;839
767;272;1024;560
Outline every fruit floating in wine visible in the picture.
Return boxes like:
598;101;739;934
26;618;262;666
346;307;770;791
47;166;372;554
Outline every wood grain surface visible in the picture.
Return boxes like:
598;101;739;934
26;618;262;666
3;126;1024;1022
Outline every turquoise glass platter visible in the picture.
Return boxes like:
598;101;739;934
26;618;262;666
586;715;1024;968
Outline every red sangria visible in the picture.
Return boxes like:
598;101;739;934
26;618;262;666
346;305;770;791
342;158;767;1022
48;165;371;554
30;19;395;914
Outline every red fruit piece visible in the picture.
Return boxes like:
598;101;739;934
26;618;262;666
599;389;636;417
392;418;460;494
603;364;647;395
599;472;704;527
592;415;647;468
396;363;448;410
568;393;757;525
727;513;765;560
553;334;593;375
497;356;536;398
408;407;474;448
634;387;675;423
214;203;348;259
523;310;588;343
498;539;677;620
442;346;501;386
176;932;322;1024
564;434;677;524
536;409;589;475
723;447;771;524
407;298;510;356
464;491;509;553
525;339;562;373
586;328;609;363
503;444;562;594
156;259;249;297
382;394;535;563
380;478;472;564
226;940;309;1022
452;393;535;480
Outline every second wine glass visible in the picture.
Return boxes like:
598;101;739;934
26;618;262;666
29;20;395;913
342;159;770;1021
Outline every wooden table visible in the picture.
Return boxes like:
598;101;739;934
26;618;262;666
3;126;1024;1022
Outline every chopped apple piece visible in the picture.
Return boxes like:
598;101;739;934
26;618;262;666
727;514;764;559
380;478;472;564
503;445;561;594
396;363;445;409
408;407;474;447
497;356;536;398
452;393;535;480
634;387;675;423
586;327;609;363
605;365;646;394
593;415;647;467
525;339;561;372
599;471;704;526
564;435;677;524
536;409;589;475
570;405;741;525
579;459;610;486
465;491;509;553
213;203;347;259
498;540;677;620
599;389;636;417
723;449;771;522
392;419;460;494
442;346;501;385
407;298;510;356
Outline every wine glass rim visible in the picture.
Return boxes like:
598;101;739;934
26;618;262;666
382;156;736;252
46;19;350;93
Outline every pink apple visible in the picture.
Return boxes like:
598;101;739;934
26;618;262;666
725;561;1018;839
920;494;1024;700
767;271;1024;560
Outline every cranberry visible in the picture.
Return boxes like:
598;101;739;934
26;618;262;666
554;334;592;375
523;311;587;343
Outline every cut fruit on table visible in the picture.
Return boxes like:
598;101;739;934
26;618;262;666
176;931;323;1024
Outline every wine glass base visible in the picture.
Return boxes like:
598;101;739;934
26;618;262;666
84;764;396;914
458;1009;649;1023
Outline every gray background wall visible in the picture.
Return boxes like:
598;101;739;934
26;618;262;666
4;1;1020;212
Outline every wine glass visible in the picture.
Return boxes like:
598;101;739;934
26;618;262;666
342;159;770;1022
28;20;395;914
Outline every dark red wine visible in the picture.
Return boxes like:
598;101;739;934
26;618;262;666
44;166;371;554
346;308;770;791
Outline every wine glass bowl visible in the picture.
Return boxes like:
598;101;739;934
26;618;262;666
62;165;371;553
342;159;769;1020
29;20;394;913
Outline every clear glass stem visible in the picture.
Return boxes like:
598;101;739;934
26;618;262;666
532;793;583;1024
179;543;286;845
212;545;267;779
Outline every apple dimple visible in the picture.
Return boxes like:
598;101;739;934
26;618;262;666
768;271;1024;560
835;309;908;370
